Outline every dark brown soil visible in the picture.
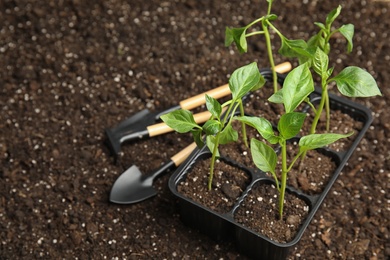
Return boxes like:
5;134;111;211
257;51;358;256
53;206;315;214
235;181;310;243
177;157;251;214
301;108;364;151
1;0;389;259
281;145;338;195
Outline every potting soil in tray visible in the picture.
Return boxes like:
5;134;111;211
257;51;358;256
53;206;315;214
168;89;374;259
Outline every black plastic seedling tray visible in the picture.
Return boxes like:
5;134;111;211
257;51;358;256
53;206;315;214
168;89;373;260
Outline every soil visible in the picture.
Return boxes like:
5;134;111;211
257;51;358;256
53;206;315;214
177;157;251;214
234;181;310;243
0;0;389;259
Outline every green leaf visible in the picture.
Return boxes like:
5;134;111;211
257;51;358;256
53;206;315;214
268;89;283;104
250;74;266;92
299;132;353;152
314;22;326;31
338;24;354;53
225;27;248;53
313;47;329;77
219;124;238;145
160;110;200;133
326;5;342;27
331;66;381;97
327;67;334;78
282;63;314;113
229;62;262;101
205;94;222;118
266;14;278;21
278;36;313;62
203;119;221;135
278;112;306;140
237;116;279;144
307;32;326;52
250;138;277;174
206;135;220;157
191;129;204;148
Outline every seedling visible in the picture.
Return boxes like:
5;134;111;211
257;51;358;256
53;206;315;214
161;62;264;190
238;63;352;219
225;4;381;201
226;3;381;133
162;1;381;221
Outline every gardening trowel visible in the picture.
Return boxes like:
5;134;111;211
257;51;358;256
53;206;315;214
109;142;197;204
105;62;292;156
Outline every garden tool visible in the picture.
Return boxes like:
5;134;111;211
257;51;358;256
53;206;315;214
109;142;197;204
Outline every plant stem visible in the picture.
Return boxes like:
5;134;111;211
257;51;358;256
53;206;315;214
299;83;328;172
239;101;249;147
207;101;240;191
208;132;221;190
246;31;265;38
310;87;327;135
279;139;287;220
324;90;330;132
306;100;317;115
262;20;278;93
267;0;273;15
287;151;304;172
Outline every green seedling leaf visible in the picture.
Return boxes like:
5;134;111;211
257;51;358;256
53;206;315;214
314;22;326;31
225;27;248;53
205;94;222;118
250;74;266;92
299;132;353;152
307;32;326;54
237;116;279;144
191;129;204;148
338;24;354;53
266;14;278;21
326;5;341;27
282;63;314;113
203;119;221;135
327;67;334;78
278;112;306;140
206;135;220;157
219;124;238;145
331;66;381;97
313;48;329;78
161;110;200;133
268;89;283;104
251;138;277;174
229;62;263;101
278;36;312;63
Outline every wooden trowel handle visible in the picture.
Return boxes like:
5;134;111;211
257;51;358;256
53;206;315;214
179;61;292;110
147;110;212;137
171;142;197;166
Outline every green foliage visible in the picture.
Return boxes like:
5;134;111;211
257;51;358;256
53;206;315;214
225;27;248;53
331;66;382;97
299;132;353;152
251;138;277;175
163;1;382;221
278;112;306;140
160;110;201;133
229;62;264;101
237;116;279;144
280;63;314;113
161;62;264;190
